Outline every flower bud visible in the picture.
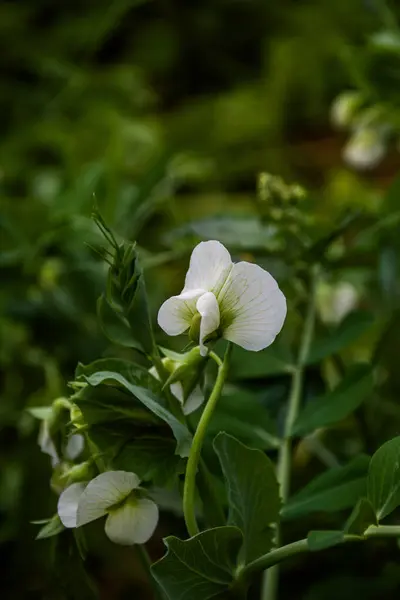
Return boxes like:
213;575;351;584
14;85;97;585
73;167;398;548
62;461;94;485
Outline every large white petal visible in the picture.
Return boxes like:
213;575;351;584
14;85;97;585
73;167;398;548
157;289;205;336
104;498;159;545
183;241;232;295
58;482;87;528
77;471;140;527
196;292;220;356
219;261;287;351
182;386;204;415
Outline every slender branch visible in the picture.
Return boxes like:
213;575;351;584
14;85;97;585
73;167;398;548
183;343;232;537
136;544;165;600
262;266;318;600
239;525;400;584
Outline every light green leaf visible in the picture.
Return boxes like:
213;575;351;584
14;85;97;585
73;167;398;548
307;530;344;551
97;294;144;352
307;311;374;365
367;436;400;520
282;455;369;520
81;370;191;457
27;407;52;420
35;514;65;540
292;365;373;436
151;526;243;600
213;433;280;564
344;498;377;536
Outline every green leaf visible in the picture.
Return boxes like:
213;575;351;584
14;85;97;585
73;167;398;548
307;530;344;551
367;436;400;520
230;342;293;379
307;311;374;365
282;455;369;520
76;358;159;393
35;514;65;540
344;498;377;536
26;406;52;420
213;432;280;564
97;294;144;352
151;526;243;600
81;370;191;457
292;365;373;436
210;390;279;450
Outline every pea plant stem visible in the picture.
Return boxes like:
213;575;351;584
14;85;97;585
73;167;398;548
136;544;165;600
262;267;319;600
183;343;232;537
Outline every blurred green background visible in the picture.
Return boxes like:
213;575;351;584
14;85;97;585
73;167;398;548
2;1;400;599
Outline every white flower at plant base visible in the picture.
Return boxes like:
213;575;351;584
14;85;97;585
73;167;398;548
331;91;363;130
58;471;158;545
343;127;387;170
157;240;287;356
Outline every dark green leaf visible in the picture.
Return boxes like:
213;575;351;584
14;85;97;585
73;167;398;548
344;498;377;536
213;432;280;564
230;343;293;379
282;455;369;520
292;365;373;436
151;526;243;600
81;370;191;457
307;530;344;551
36;514;65;540
367;436;400;520
307;312;374;365
210;390;279;450
97;294;144;352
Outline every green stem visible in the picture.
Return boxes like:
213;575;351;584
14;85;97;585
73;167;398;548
183;343;232;537
262;267;318;600
136;544;165;600
239;525;400;584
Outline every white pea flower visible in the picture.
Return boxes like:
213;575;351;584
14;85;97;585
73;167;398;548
157;240;287;356
58;471;159;545
317;281;359;325
343;127;386;170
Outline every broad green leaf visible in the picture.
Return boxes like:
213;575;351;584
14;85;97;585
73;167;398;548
292;365;373;436
367;436;400;520
97;294;144;352
80;370;191;457
76;358;159;394
307;530;344;551
35;514;65;540
282;455;369;520
213;433;280;564
307;311;374;365
210;390;279;450
344;498;377;536
27;406;52;420
230;343;293;379
151;526;243;600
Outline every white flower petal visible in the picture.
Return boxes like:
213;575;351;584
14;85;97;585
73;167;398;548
183;241;232;295
65;434;85;461
77;471;140;527
343;128;386;170
196;292;220;356
182;386;204;415
58;482;87;528
104;498;159;545
157;289;205;336
170;381;185;403
219;261;287;351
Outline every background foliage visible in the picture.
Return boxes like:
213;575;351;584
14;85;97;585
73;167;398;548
1;0;400;599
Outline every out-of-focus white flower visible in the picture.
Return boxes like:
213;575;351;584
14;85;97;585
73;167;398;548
343;127;387;170
38;421;84;467
317;281;359;325
331;91;363;130
157;241;286;356
58;471;158;545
